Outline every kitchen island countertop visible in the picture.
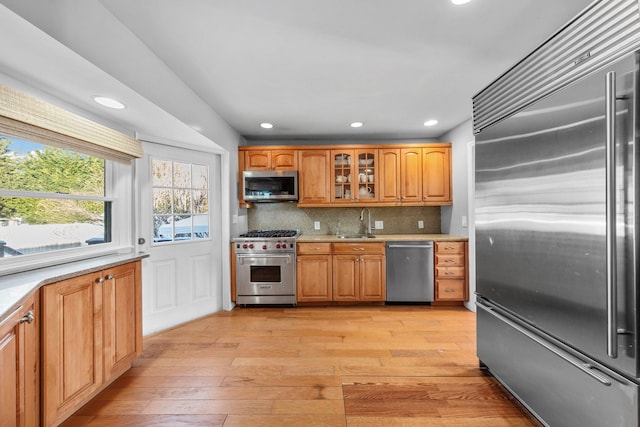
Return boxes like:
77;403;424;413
297;234;468;242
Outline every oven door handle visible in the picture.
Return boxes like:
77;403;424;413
237;254;294;264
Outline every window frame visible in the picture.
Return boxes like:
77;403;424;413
0;159;134;276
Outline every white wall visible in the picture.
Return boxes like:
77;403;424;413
439;119;476;311
440;119;473;237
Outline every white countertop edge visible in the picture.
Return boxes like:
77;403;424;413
0;252;149;322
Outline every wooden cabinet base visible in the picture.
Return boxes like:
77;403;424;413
41;261;141;427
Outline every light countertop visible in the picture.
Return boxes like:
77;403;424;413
297;234;468;242
0;252;149;323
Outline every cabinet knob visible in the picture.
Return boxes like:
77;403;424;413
105;274;114;280
19;310;34;324
97;277;105;283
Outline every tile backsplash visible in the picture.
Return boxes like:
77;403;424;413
247;203;441;235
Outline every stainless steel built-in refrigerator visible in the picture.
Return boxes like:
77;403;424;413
473;1;640;425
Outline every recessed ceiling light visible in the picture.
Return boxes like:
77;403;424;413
451;0;473;4
93;96;125;109
260;122;274;129
424;119;439;127
350;122;364;128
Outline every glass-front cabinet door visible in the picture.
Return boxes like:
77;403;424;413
331;149;377;203
355;149;377;202
331;150;353;203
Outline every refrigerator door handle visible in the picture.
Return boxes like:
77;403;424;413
477;299;613;386
605;70;618;359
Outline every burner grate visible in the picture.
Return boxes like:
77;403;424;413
239;229;298;238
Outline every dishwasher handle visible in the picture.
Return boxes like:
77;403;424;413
387;243;433;249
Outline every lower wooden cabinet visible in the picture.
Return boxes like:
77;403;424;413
434;241;468;302
297;242;385;303
0;293;38;427
297;243;332;302
41;261;141;427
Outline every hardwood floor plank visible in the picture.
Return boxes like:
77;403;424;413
223;414;346;427
68;306;541;427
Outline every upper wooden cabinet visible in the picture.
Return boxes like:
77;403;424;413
400;147;423;203
378;148;402;203
423;147;451;203
238;143;452;207
298;150;331;205
381;145;453;206
331;149;378;203
244;149;297;171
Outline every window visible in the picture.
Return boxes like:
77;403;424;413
0;136;112;257
152;158;209;243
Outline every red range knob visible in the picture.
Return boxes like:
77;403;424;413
262;245;268;250
249;244;254;249
276;243;281;249
242;244;248;249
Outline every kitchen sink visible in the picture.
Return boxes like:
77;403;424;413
336;234;376;239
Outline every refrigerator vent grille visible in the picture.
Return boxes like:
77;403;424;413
473;0;640;134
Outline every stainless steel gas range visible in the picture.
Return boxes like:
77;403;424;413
233;229;299;305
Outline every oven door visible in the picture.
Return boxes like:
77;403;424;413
236;253;296;297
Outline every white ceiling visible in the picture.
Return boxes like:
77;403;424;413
96;0;595;140
1;0;595;143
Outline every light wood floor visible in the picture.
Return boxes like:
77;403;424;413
62;305;541;426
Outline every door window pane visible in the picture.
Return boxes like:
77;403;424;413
151;158;209;243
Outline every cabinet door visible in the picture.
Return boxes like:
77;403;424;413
400;148;423;203
0;307;19;427
332;255;358;301
244;150;271;170
271;150;297;170
354;149;378;202
0;296;36;427
378;148;401;204
359;255;386;301
298;150;331;205
102;262;142;379
42;273;103;427
422;147;451;203
297;255;332;302
331;150;355;203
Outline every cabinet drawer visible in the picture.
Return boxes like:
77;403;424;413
435;254;464;266
297;242;332;255
435;279;466;300
435;241;465;254
435;266;465;278
332;242;385;255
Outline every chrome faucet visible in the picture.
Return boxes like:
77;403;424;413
359;208;372;236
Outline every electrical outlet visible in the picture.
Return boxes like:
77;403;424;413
375;220;384;230
314;221;321;230
462;216;468;228
418;220;424;229
232;214;238;224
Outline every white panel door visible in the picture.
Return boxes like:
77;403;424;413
136;142;223;335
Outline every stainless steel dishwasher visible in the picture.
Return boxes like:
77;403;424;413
385;241;434;302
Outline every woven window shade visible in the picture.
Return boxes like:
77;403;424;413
0;84;142;162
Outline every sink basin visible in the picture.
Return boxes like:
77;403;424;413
336;234;376;239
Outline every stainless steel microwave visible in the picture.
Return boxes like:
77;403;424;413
242;170;298;202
